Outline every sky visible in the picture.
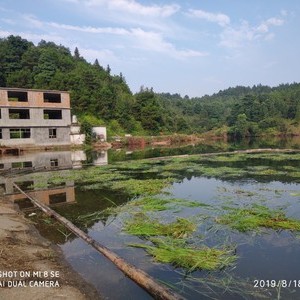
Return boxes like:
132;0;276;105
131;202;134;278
0;0;299;97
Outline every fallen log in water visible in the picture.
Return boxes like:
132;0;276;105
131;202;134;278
13;183;184;300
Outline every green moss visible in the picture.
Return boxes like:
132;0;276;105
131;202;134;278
130;238;236;271
218;205;300;232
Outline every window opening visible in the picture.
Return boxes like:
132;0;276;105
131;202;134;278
13;181;34;191
43;93;61;103
8;91;28;102
16;198;34;209
44;110;62;119
49;192;67;205
50;159;59;167
9;109;30;119
12;161;32;169
10;128;31;139
49;128;57;139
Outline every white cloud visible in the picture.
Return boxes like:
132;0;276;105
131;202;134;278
76;0;180;17
0;6;11;13
22;14;44;28
131;28;208;59
187;9;230;27
0;29;65;45
264;33;275;41
1;8;206;61
0;29;14;37
220;21;253;48
19;15;207;60
280;10;288;17
263;60;278;69
0;27;117;64
0;18;15;25
257;17;284;33
79;48;117;63
49;22;129;35
220;17;284;48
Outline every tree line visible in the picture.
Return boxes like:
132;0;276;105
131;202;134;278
158;82;300;137
1;35;300;138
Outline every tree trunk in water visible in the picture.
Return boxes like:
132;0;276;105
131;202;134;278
13;183;184;300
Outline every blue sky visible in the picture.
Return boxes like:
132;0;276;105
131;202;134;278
0;0;299;97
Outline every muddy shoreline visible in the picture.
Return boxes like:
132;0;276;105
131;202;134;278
0;197;101;300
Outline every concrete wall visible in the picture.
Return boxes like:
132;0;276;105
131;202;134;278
0;88;71;147
0;107;71;127
0;127;71;146
0;88;70;109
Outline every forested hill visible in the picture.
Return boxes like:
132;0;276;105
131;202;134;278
158;83;300;136
0;35;168;135
1;35;300;137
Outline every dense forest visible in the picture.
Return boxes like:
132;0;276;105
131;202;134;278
1;35;300;138
158;83;300;137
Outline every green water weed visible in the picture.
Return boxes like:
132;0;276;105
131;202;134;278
130;237;236;271
124;215;196;238
218;205;300;232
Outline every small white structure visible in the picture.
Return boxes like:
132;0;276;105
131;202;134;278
72;115;78;123
70;115;85;145
71;150;87;169
70;133;85;145
70;124;80;134
92;127;107;142
93;151;108;166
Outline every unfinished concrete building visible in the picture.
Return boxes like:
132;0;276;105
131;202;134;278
0;87;71;149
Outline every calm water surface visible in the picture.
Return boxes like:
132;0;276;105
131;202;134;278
47;177;300;300
2;138;300;299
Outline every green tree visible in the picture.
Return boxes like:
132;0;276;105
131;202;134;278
229;114;249;138
134;89;164;133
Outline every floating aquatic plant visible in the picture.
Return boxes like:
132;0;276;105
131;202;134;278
124;215;196;238
130;237;236;271
109;178;174;196
217;205;300;232
128;197;209;212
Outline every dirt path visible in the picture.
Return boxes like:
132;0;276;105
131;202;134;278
0;197;101;300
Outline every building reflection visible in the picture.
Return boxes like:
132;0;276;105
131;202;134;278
0;149;108;172
0;150;109;211
1;173;76;210
6;186;76;210
92;150;108;166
